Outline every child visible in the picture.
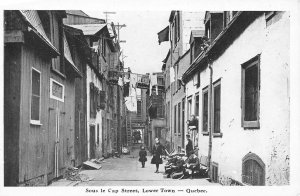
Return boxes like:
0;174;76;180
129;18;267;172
139;146;147;168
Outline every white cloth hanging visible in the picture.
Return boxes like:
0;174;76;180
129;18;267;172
170;66;175;83
118;77;123;86
125;88;137;112
150;74;158;96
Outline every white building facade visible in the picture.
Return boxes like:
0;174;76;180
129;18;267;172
183;11;290;185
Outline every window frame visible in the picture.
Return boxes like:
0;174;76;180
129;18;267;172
181;98;185;138
202;86;209;134
241;54;260;129
194;93;200;117
50;78;65;102
178;102;181;135
187;95;193;121
212;79;222;137
174;105;177;134
30;67;42;125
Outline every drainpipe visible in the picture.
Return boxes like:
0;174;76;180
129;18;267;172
170;26;173;151
207;59;213;181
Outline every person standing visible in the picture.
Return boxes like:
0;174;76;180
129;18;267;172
151;138;164;173
139;146;147;168
186;134;193;157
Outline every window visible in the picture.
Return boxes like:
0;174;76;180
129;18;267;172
195;93;199;116
213;81;221;134
205;21;210;39
50;78;64;102
155;127;162;139
174;105;177;134
166;101;170;128
182;99;185;136
242;153;265;186
97;124;100;145
178;102;181;134
90;82;97;119
202;88;208;133
101;38;106;57
157;77;164;86
31;68;41;124
241;55;260;128
137;100;142;116
187;96;192;120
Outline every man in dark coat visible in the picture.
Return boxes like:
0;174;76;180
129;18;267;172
151;138;164;173
186;135;193;157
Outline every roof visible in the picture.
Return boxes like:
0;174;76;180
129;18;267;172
19;10;59;55
67;23;107;35
182;12;262;83
204;11;223;24
63;31;80;72
191;30;205;37
66;10;89;17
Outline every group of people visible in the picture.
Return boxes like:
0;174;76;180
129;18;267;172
138;135;194;173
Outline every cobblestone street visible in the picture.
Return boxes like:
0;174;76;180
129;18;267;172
50;145;219;186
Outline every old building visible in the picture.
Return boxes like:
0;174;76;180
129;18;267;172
4;10;82;185
159;11;204;152
147;72;166;148
182;11;290;185
124;73;149;147
65;12;123;158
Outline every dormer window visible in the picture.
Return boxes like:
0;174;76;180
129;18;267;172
204;11;224;42
190;30;205;64
205;22;210;39
223;11;238;27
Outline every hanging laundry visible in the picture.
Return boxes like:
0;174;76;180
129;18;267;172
150;74;158;86
170;66;175;83
150;74;158;95
130;73;138;95
118;77;123;86
125;88;137;112
130;73;138;88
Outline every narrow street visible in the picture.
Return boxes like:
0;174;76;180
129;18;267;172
50;144;218;186
3;9;293;191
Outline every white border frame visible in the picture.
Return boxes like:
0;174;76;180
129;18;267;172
30;67;42;125
50;78;65;102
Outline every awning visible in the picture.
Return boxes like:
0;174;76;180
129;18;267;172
157;26;169;45
19;10;59;56
63;31;82;77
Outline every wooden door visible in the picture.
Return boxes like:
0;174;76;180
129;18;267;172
90;125;96;159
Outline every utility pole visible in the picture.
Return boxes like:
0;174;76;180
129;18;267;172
103;11;116;23
115;23;127;43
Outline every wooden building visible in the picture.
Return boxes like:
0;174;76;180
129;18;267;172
64;11;123;158
4;10;82;186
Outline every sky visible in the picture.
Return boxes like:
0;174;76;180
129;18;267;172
84;11;170;74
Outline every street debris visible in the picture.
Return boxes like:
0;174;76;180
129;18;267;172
83;159;102;170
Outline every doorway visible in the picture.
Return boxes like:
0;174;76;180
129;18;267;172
89;125;96;159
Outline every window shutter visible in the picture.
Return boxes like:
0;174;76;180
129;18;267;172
99;90;106;110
